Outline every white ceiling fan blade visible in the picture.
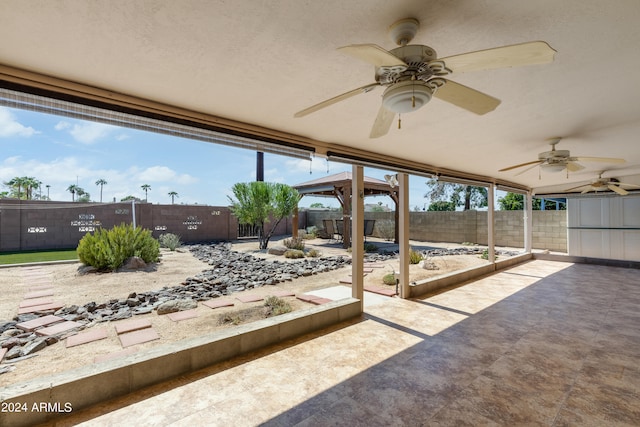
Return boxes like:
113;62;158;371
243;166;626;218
573;156;626;164
499;160;542;172
338;44;408;68
608;184;629;196
514;161;544;177
565;183;589;192
566;161;585;172
294;83;379;118
436;41;556;73
370;105;395;139
433;79;501;115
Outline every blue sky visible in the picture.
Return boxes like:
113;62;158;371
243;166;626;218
0;106;438;208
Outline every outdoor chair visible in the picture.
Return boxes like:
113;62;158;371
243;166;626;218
364;219;376;242
322;219;339;242
335;219;344;243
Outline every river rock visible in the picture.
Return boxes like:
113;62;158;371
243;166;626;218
156;299;197;315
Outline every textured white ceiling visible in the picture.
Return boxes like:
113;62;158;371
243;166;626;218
1;0;639;194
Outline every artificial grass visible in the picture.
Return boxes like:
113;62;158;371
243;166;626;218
0;249;78;265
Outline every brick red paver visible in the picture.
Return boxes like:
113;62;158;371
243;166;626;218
66;328;108;348
339;277;352;284
17;302;64;314
36;321;83;336
202;300;235;310
364;286;397;297
166;309;198;322
114;318;152;335
236;294;265;303
94;348;138;364
118;328;160;348
24;289;55;299
269;290;296;297
296;294;334;305
19;297;54;308
16;315;64;331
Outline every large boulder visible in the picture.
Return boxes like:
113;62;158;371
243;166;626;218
156;299;197;315
267;246;288;256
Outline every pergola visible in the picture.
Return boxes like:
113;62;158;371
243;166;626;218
294;171;399;248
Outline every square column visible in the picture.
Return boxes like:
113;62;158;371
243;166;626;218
351;165;364;310
487;184;495;262
398;173;410;299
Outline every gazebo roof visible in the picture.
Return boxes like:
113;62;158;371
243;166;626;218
293;172;394;198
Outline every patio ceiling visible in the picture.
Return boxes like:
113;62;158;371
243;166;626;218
1;1;640;195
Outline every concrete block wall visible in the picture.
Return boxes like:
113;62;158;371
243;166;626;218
0;200;304;252
305;209;567;252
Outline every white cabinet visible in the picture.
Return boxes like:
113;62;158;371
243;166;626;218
568;196;640;261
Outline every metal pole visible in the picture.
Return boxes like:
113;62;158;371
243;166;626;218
131;199;136;228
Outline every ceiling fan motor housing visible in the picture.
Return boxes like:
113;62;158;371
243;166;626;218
376;45;438;84
382;80;433;114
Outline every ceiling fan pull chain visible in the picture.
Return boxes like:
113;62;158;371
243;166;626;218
398;114;402;130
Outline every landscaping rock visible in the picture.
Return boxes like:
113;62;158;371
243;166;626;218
120;256;147;271
267;246;287;255
157;299;197;315
22;338;47;356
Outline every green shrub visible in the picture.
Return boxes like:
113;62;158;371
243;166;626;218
306;248;321;257
383;273;397;286
264;296;292;316
77;223;159;271
364;242;378;253
284;249;305;259
409;247;424;264
158;233;182;251
283;236;305;250
302;227;318;239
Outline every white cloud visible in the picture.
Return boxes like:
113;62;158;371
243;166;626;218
54;121;71;131
68;122;114;144
135;165;198;184
0;107;39;137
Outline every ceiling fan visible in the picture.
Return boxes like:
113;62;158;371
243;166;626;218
565;172;640;195
294;17;556;138
499;137;626;176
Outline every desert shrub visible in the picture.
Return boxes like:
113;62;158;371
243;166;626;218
364;242;378;253
306;248;321;257
409;247;424;264
158;233;182;251
383;273;397;286
284;249;305;259
264;296;292;316
77;223;159;271
302;227;318;239
283;236;305;250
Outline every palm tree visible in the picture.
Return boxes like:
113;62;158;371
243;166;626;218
168;191;179;204
6;176;26;199
141;184;151;202
95;178;107;202
23;177;39;200
67;184;79;202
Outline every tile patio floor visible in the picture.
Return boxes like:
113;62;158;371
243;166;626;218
55;259;639;426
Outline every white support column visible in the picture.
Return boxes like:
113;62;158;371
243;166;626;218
487;184;495;262
398;173;410;299
351;165;364;310
524;191;533;253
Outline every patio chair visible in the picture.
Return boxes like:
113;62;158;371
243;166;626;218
322;219;338;242
335;219;344;243
364;219;375;242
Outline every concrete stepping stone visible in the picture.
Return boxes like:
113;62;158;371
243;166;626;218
27;285;54;291
16;315;64;331
364;286;397;297
202;300;235;310
36;321;83;336
24;289;55;299
119;328;160;348
296;294;333;305
339;277;352;284
268;290;295;297
236;294;265;303
114;318;152;335
17;302;64;314
66;328;108;348
166;309;198;322
94;348;138;364
19;297;54;308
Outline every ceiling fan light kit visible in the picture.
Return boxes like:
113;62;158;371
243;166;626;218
294;17;556;138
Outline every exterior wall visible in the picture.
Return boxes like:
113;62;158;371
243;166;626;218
306;209;567;252
0;200;304;252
